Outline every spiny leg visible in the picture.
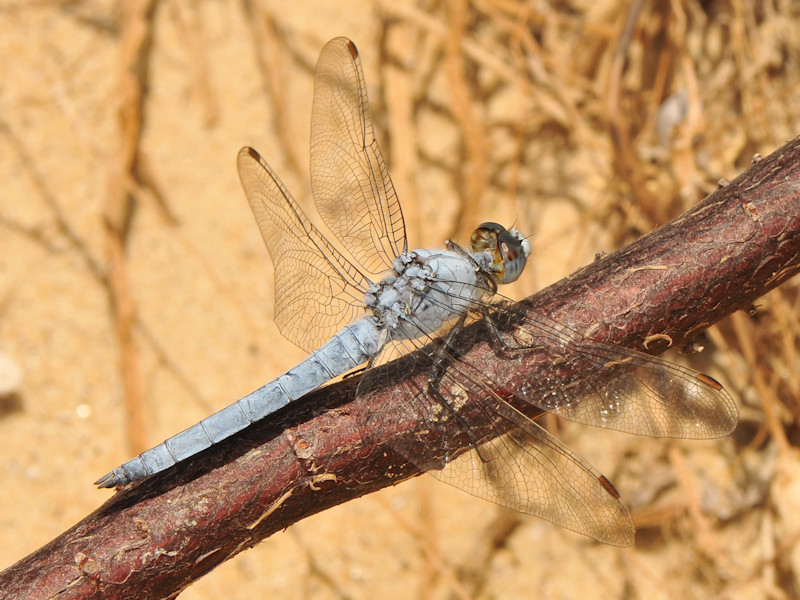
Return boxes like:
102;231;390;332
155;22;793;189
424;315;492;463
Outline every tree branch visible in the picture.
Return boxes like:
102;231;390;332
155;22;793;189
3;137;800;599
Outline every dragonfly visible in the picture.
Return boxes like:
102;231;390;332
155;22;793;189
96;37;738;546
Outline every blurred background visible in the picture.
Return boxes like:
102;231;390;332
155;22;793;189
1;1;799;598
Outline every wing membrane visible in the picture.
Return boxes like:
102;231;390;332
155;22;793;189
485;301;738;438
310;37;406;274
433;395;635;546
237;146;370;352
362;316;634;546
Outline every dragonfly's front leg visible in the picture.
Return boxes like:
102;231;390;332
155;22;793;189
445;239;498;294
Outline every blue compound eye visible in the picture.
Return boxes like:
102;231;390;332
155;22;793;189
496;229;528;284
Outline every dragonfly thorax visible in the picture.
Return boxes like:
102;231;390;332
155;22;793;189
364;249;493;341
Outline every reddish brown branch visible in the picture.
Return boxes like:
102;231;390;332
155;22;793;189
3;136;800;599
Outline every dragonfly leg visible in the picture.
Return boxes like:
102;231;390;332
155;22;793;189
424;315;491;464
482;308;550;356
445;239;498;293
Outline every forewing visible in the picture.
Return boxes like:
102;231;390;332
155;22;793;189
487;300;738;439
310;37;406;274
237;146;371;352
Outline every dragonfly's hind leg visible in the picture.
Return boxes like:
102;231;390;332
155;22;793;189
424;315;491;464
482;306;553;357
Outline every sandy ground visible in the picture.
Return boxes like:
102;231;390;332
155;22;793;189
1;1;800;599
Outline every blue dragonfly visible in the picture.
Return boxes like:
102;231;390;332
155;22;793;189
96;37;737;546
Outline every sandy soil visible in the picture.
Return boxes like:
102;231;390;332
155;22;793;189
1;1;800;599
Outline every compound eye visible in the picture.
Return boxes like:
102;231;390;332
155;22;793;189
497;231;528;284
470;222;504;254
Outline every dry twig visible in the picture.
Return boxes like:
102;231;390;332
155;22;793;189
2;133;799;600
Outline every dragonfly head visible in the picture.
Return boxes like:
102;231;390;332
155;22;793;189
470;222;532;284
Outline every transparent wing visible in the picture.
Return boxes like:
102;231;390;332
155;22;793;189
237;146;371;352
310;37;406;274
432;394;635;546
365;274;737;440
484;300;738;438
357;278;735;544
363;326;634;546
